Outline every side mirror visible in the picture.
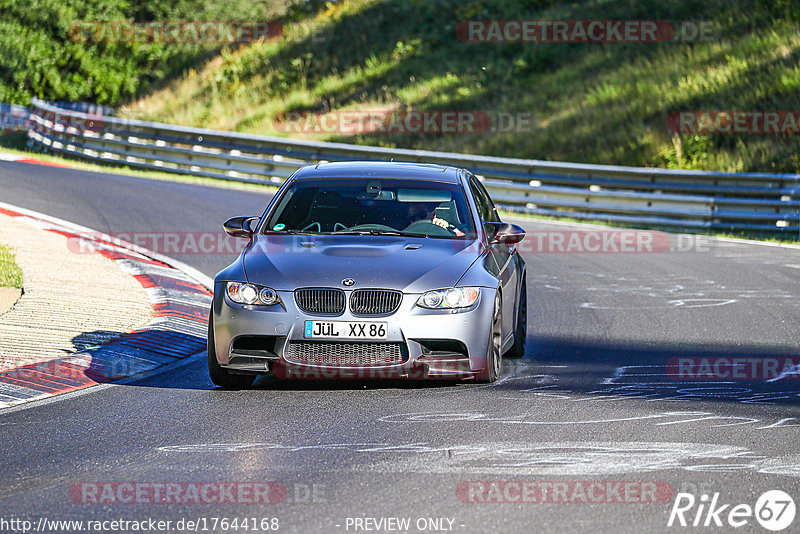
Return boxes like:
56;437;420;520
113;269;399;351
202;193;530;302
486;222;526;245
223;216;258;238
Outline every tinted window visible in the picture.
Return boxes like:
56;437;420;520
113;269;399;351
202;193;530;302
264;178;476;239
469;177;499;222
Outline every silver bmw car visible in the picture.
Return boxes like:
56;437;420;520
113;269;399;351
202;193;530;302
208;161;527;387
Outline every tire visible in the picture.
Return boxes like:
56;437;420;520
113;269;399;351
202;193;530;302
207;308;255;389
505;276;527;358
477;292;503;383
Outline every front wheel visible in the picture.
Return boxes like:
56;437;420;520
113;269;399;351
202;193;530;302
208;308;255;389
477;293;502;383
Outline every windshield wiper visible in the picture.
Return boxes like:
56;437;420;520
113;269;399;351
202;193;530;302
264;230;319;235
335;230;429;238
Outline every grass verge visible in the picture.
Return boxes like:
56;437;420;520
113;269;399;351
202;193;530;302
0;245;23;289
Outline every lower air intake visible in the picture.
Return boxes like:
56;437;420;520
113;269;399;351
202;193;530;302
284;341;407;367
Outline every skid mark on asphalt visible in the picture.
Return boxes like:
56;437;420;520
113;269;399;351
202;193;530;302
157;357;800;475
711;243;800;266
580;299;738;310
424;359;800;409
157;440;800;477
488;361;800;406
533;271;794;310
383;359;800;431
592;364;800;405
377;410;800;430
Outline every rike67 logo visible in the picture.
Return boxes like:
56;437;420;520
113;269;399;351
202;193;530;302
668;490;795;531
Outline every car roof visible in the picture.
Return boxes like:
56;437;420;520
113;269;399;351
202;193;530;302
290;161;464;183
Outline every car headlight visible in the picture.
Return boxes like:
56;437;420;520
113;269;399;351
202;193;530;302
226;282;280;305
417;287;480;309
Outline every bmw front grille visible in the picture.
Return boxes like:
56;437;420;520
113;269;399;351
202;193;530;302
295;288;346;315
295;288;402;316
349;289;402;316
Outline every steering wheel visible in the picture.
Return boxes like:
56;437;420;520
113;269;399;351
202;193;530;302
403;220;453;237
338;224;399;232
302;222;348;232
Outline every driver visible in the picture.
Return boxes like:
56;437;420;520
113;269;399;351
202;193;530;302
407;202;465;236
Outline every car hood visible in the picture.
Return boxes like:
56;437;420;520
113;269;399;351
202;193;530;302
243;235;483;293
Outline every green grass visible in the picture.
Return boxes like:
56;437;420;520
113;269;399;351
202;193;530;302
0;244;23;289
0;0;298;105
116;0;800;174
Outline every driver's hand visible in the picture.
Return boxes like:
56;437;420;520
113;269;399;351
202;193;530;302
432;216;465;236
431;216;449;229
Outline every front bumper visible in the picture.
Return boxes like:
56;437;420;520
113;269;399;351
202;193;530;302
211;282;495;379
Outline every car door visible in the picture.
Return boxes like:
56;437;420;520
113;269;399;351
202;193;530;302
468;175;520;344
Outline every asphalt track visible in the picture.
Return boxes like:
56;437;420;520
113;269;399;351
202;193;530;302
2;160;800;533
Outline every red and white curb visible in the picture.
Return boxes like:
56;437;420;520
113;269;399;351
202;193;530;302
0;151;72;168
0;201;213;408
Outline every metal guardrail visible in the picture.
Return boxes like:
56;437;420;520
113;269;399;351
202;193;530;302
20;98;800;234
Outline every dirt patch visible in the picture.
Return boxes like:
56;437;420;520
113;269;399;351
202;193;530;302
0;287;21;315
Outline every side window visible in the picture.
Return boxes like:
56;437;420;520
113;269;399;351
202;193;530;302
477;180;500;222
469;177;499;222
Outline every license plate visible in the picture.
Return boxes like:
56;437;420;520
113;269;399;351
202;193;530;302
304;321;387;340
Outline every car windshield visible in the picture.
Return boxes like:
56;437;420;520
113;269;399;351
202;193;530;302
263;178;477;239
